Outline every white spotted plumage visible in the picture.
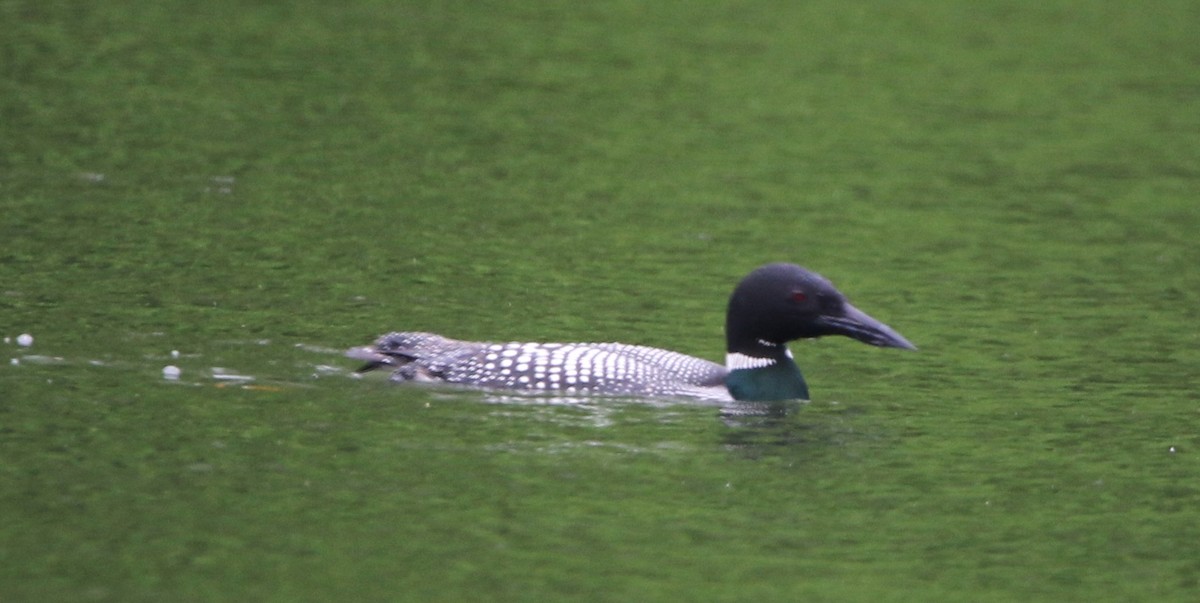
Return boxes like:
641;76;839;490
349;332;733;401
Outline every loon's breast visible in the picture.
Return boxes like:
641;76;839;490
347;332;731;401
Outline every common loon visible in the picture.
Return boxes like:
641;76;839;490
347;263;915;402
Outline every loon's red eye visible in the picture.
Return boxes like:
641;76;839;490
790;291;808;303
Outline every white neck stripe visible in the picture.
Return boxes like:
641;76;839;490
726;352;776;371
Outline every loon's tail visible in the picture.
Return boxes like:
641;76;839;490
345;345;409;373
345;331;458;374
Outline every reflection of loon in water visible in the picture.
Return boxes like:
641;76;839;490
348;263;915;403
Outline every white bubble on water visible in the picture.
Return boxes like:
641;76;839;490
170;350;180;358
163;365;182;380
17;334;33;347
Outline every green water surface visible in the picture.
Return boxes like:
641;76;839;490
3;1;1200;601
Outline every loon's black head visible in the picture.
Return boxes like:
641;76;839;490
725;263;916;356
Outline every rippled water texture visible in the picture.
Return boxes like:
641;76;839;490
3;1;1199;601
